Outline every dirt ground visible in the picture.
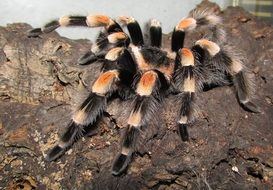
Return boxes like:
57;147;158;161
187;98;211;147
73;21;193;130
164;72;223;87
0;1;273;189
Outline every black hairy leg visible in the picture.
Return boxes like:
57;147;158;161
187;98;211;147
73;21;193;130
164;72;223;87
173;48;199;141
46;69;120;161
192;39;260;113
112;70;169;175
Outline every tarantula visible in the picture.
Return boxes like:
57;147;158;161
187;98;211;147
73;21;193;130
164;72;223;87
28;7;259;175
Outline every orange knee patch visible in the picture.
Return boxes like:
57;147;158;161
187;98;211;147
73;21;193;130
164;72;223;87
180;48;194;66
105;47;124;61
92;70;119;95
86;15;111;27
136;71;157;96
195;39;220;56
177;18;196;31
108;32;127;43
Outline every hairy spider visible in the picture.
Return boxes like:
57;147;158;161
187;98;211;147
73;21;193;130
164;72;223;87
28;7;259;175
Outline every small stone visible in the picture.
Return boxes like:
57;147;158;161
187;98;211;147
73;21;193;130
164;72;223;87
82;170;93;180
52;171;64;182
239;17;251;23
67;149;73;155
232;166;239;173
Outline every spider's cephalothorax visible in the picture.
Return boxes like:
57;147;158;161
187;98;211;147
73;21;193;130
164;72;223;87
28;8;259;175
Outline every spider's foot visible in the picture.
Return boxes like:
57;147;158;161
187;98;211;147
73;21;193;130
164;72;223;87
241;101;261;113
112;153;131;176
178;123;189;141
77;51;98;65
45;145;66;161
27;28;43;37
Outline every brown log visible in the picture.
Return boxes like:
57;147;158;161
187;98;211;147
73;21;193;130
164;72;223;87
1;1;273;189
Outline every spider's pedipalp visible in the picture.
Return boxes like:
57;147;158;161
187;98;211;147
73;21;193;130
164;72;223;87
118;16;144;46
150;19;162;47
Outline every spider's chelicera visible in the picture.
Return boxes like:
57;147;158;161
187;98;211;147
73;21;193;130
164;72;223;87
28;8;259;175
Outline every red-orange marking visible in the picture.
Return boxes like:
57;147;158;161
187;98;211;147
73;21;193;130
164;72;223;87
95;15;110;25
96;72;116;86
113;32;126;40
140;72;157;87
198;39;211;47
181;48;194;60
177;18;194;30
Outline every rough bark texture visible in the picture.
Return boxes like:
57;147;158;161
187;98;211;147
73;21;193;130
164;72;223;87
1;1;273;189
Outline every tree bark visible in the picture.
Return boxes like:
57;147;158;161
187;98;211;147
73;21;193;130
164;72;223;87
1;1;273;189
